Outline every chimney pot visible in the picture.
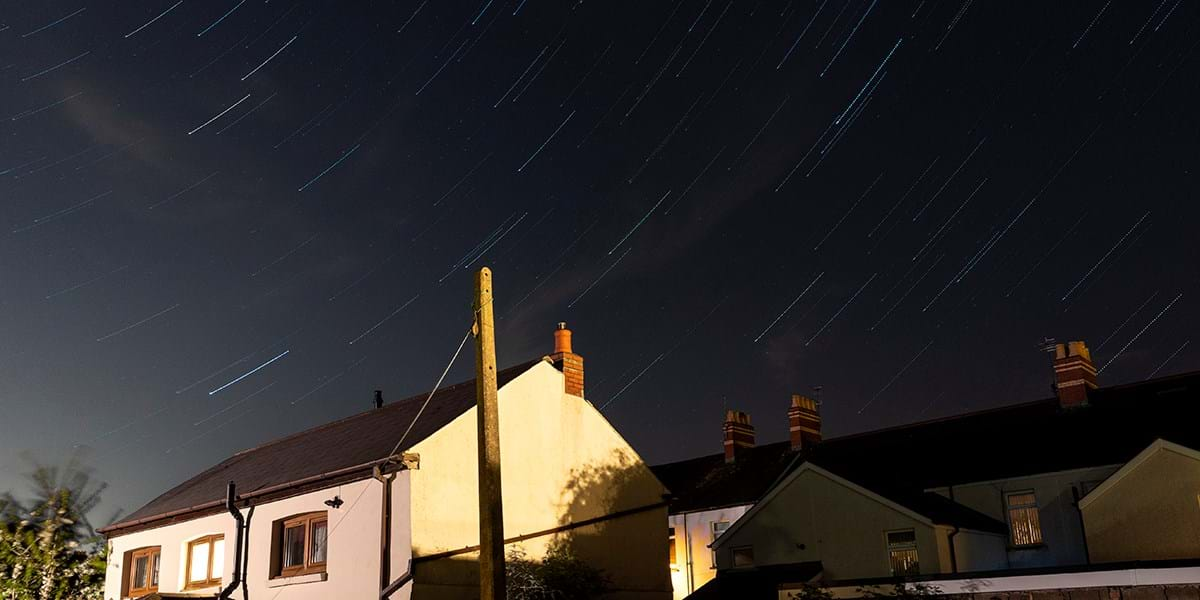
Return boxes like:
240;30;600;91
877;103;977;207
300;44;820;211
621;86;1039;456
723;410;755;463
550;322;584;398
374;390;383;409
1053;340;1097;409
788;394;822;451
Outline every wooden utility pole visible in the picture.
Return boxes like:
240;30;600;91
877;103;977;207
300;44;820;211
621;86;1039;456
473;267;506;600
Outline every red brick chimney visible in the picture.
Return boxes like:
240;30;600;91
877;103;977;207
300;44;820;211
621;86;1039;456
550;322;584;398
788;394;822;451
723;410;755;463
1053;341;1097;409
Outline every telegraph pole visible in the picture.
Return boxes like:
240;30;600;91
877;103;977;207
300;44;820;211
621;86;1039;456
473;267;505;599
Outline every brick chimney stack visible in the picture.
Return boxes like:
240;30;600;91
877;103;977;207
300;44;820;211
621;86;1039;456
550;322;584;398
723;410;755;463
788;394;822;451
1053;341;1097;409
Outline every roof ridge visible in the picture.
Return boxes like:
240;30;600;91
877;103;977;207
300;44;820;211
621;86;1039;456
227;358;539;459
122;359;541;521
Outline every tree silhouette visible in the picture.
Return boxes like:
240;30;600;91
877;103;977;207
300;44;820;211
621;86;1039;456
0;450;112;600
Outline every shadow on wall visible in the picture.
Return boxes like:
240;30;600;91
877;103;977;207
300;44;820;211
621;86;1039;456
412;452;670;599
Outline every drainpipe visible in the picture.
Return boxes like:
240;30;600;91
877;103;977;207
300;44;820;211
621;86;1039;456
241;506;254;600
374;465;397;596
218;482;244;600
1072;485;1091;564
683;512;693;594
946;486;959;574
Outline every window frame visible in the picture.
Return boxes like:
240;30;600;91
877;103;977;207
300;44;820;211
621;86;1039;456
1005;490;1044;547
668;526;677;569
731;545;755;568
885;529;920;576
184;534;225;589
127;546;161;597
275;512;329;578
710;521;730;569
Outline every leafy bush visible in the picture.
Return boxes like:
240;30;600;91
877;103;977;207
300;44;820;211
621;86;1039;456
506;544;611;600
0;454;110;600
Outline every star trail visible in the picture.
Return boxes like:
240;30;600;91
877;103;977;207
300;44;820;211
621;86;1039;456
0;1;1197;519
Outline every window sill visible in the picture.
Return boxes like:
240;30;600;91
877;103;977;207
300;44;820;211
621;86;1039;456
267;572;328;588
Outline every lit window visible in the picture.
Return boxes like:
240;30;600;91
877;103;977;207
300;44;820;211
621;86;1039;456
886;530;919;576
186;534;225;589
127;546;160;597
711;521;730;568
1006;491;1043;546
732;545;755;568
274;512;328;578
668;527;677;568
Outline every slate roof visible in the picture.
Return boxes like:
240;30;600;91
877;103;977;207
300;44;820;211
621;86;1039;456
650;441;795;513
101;359;543;535
653;370;1200;527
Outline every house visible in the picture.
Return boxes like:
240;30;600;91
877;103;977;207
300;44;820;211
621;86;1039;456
1079;438;1200;563
670;341;1200;596
650;398;820;599
99;324;673;600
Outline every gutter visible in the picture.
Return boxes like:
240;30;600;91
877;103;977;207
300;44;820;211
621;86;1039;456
100;453;418;536
217;482;244;600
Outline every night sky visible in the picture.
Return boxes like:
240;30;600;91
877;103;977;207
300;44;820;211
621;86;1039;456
2;1;1198;520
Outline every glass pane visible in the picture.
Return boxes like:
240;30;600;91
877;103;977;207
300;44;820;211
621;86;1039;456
283;525;306;568
1007;492;1036;507
133;555;149;588
887;530;916;545
890;548;920;575
1009;506;1043;545
310;520;328;564
189;541;210;583
151;552;160;586
211;538;225;580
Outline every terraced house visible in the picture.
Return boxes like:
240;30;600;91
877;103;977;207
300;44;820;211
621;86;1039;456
100;324;672;600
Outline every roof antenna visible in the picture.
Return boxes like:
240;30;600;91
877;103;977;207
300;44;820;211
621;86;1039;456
374;390;384;409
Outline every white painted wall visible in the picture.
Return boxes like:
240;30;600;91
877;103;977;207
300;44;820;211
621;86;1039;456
668;505;751;600
104;475;413;600
927;465;1118;569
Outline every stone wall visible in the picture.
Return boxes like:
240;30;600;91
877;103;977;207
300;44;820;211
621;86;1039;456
945;584;1200;600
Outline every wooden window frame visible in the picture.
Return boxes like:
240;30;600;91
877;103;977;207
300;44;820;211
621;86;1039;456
275;512;328;578
1005;490;1044;547
885;529;920;576
127;546;161;597
184;534;224;590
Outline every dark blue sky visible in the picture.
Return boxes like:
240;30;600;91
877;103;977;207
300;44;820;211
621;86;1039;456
1;1;1197;521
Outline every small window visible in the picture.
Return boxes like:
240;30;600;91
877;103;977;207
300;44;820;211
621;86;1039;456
1006;491;1043;546
732;545;755;568
185;534;225;589
273;512;328;578
668;527;677;567
710;521;730;568
127;546;161;597
886;529;919;576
